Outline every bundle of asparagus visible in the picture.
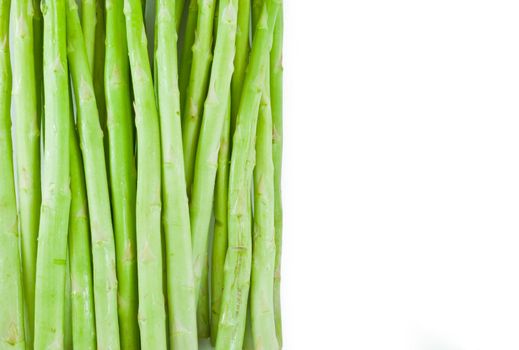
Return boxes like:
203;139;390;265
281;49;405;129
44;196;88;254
0;0;283;347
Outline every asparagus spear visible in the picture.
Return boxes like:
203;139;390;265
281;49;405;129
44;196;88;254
81;0;96;69
175;0;184;30
33;0;43;143
66;0;121;347
179;0;197;109
0;1;26;346
105;0;140;345
250;66;278;349
188;0;238;338
181;0;216;196
33;0;72;345
68;117;97;350
230;0;250;133
270;6;283;347
210;97;230;344
155;0;198;346
93;0;109;162
11;0;41;336
124;0;168;346
216;1;280;348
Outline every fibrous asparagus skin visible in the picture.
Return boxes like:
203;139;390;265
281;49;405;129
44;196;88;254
0;0;26;346
124;0;168;346
251;66;278;349
179;0;197;111
68;120;97;350
66;0;121;348
188;0;238;340
81;0;96;69
11;0;41;337
33;0;72;345
105;0;140;345
210;98;230;345
181;0;216;196
270;5;283;347
155;0;198;346
230;0;250;134
216;1;280;348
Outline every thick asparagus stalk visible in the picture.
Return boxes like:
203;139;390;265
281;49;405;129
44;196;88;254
216;1;280;348
188;0;238;338
0;1;26;346
181;0;216;195
179;0;197;109
11;0;41;336
66;0;121;347
251;66;278;349
81;0;96;69
124;0;168;346
105;0;140;346
155;0;198;346
230;0;250;133
210;97;230;344
270;5;283;347
33;0;72;345
68;118;97;350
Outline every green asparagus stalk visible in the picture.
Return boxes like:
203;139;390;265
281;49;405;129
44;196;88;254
181;0;216;196
250;66;278;349
188;0;238;339
270;5;283;347
33;0;72;345
216;1;280;348
105;0;140;345
68;82;96;349
242;301;254;350
179;0;197;109
93;0;108;160
154;0;198;347
33;0;43;144
175;0;184;30
81;0;96;69
68;117;97;350
210;97;230;344
66;0;121;347
0;1;26;346
210;1;250;338
230;0;250;134
11;0;41;337
124;0;168;346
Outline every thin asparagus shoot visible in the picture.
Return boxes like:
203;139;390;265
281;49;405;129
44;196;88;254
230;0;250;134
250;66;278;349
210;97;231;344
11;0;41;337
216;1;280;348
178;0;197;110
181;0;216;196
33;0;72;345
124;0;168;345
270;5;283;347
105;0;140;345
155;0;199;346
68;109;97;349
81;0;96;69
0;0;26;345
66;0;121;347
188;0;238;341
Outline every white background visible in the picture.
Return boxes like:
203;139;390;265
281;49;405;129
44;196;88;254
283;0;519;349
